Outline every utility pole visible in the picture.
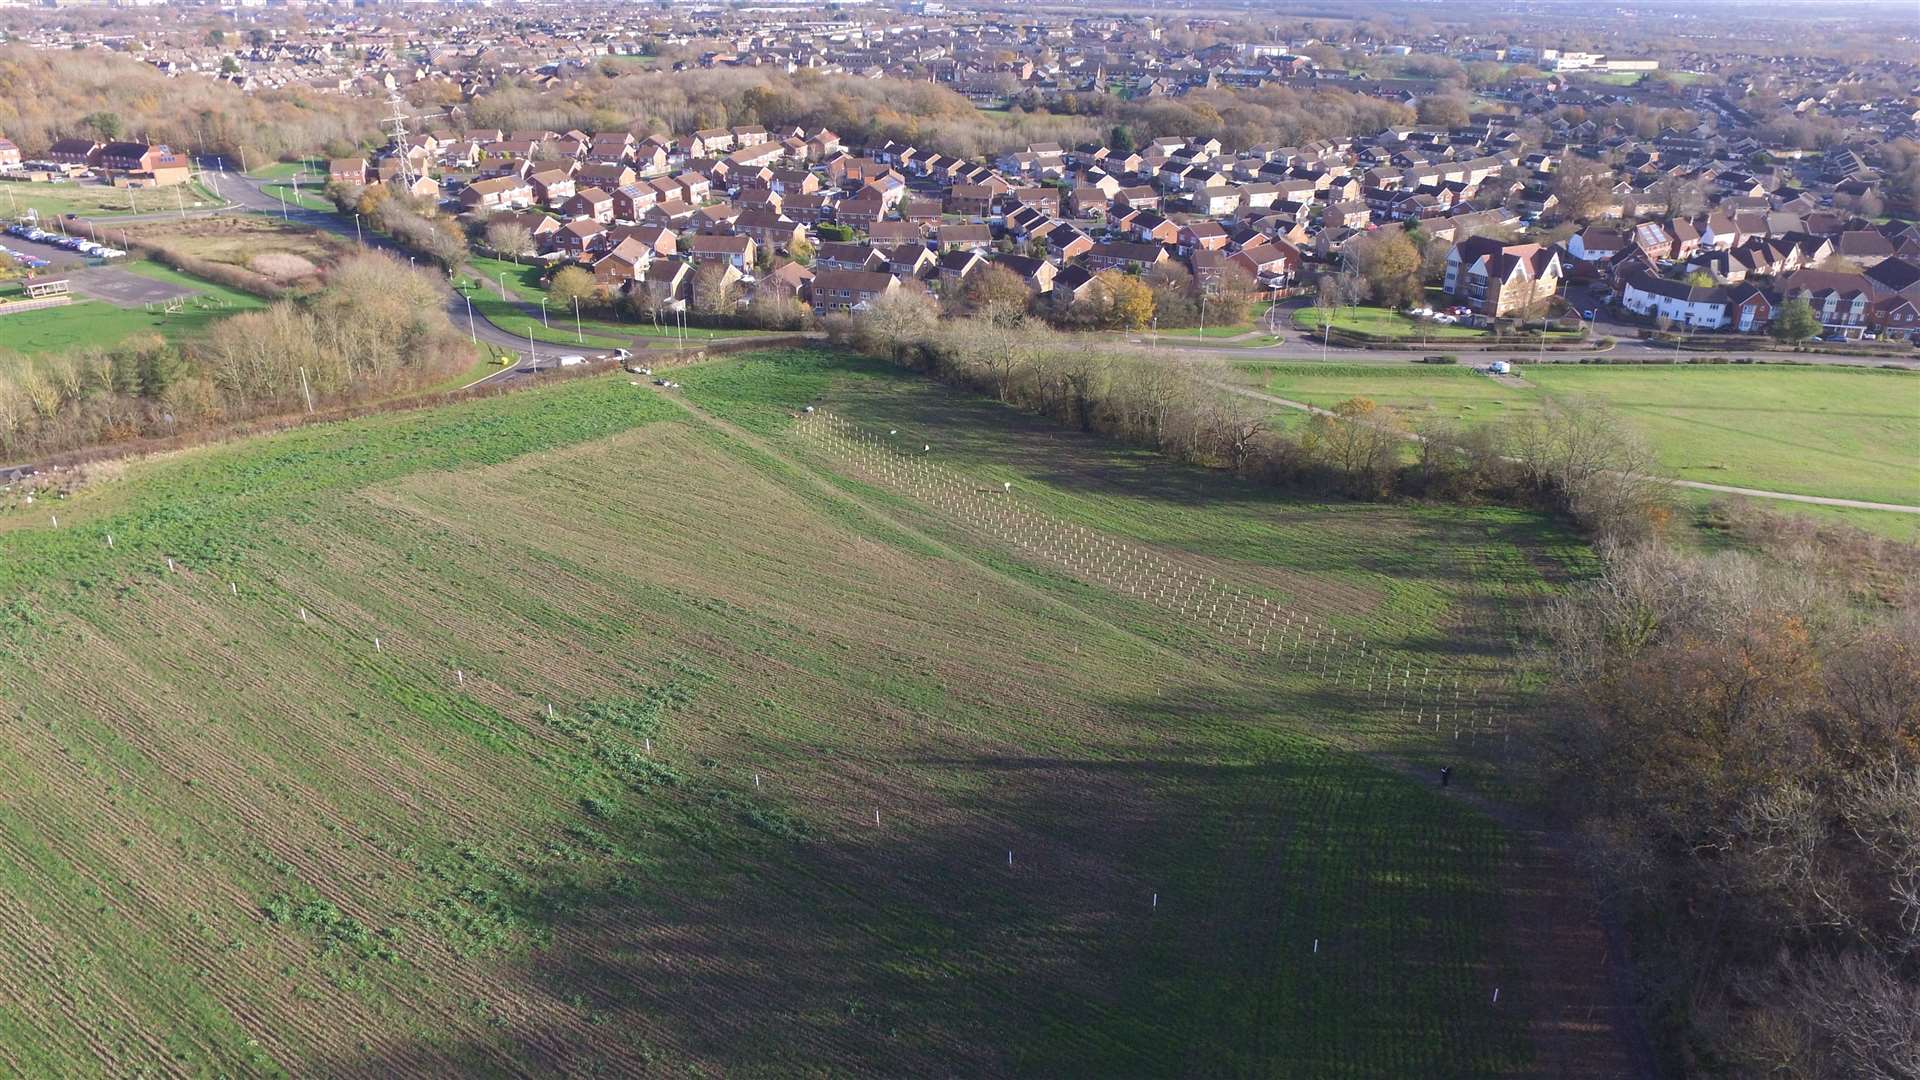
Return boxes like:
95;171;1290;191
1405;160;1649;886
574;295;583;343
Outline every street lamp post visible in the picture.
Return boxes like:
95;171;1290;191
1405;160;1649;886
465;294;476;344
354;213;362;245
499;272;508;301
573;296;583;344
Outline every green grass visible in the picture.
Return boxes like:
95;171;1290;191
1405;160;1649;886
1295;305;1492;341
0;350;1582;1075
0;259;266;357
1246;361;1920;515
421;350;513;393
245;161;312;181
259;181;333;213
0;179;224;221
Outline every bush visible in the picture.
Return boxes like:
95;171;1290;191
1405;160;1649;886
1541;544;1920;1075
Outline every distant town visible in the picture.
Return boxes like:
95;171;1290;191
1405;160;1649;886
2;0;1917;344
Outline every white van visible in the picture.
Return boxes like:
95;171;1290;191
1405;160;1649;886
556;354;586;367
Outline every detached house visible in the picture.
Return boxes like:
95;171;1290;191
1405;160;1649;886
1442;238;1563;317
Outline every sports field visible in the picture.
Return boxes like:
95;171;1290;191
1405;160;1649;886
1248;362;1920;511
0;348;1615;1076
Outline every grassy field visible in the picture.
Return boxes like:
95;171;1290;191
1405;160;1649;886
1295;305;1494;341
1245;361;1920;514
0;260;266;358
258;181;335;214
0;347;1607;1076
0;179;225;221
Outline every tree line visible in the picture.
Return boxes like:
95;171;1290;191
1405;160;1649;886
0;253;474;460
457;66;1416;162
830;296;1668;542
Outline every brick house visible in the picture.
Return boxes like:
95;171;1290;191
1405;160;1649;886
556;218;606;256
809;269;900;314
611;184;658;222
592;236;655;287
529;169;576;208
1442;238;1563;317
98;142;191;186
564;188;615;224
328;157;370;186
47;138;102;167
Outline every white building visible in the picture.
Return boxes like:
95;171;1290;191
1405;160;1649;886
1620;272;1728;329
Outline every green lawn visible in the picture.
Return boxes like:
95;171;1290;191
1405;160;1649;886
0;179;224;221
245;161;313;181
1246;362;1920;511
0;352;1573;1075
259;180;333;213
0;259;265;357
1295;305;1492;341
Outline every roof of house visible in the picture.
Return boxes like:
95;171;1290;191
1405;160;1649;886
811;269;898;292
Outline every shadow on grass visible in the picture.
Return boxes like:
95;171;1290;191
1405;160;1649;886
305;679;1528;1078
